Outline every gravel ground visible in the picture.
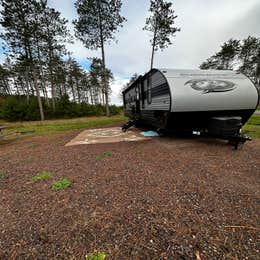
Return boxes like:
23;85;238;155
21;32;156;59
0;129;259;259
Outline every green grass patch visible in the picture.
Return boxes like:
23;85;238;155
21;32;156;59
0;172;7;180
2;115;127;137
243;115;260;138
85;251;106;260
96;155;105;161
243;125;260;138
52;178;72;190
246;115;260;126
32;171;53;182
96;151;113;161
103;151;112;156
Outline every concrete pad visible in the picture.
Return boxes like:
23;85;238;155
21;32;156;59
65;127;150;146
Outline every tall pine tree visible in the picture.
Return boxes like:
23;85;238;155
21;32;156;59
144;0;180;69
73;0;125;116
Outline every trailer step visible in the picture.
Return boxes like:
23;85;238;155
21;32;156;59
122;120;136;132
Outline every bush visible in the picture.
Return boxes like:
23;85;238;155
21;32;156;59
109;105;122;115
0;95;41;121
0;94;122;121
52;178;72;190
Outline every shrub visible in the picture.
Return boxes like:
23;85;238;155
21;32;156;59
52;178;72;190
32;171;53;182
109;105;122;115
0;94;122;121
85;251;106;260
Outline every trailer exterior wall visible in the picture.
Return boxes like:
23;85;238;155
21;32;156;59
160;69;259;112
123;68;259;130
123;70;171;117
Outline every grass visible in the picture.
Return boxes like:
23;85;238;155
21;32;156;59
96;155;105;161
103;151;112;156
96;151;113;161
85;251;106;260
243;115;260;138
0;115;127;137
0;172;7;180
32;171;53;182
0;112;258;140
52;178;72;190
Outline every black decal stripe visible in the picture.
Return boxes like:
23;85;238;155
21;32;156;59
151;83;169;97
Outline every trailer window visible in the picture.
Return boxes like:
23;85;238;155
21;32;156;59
147;76;152;104
135;86;139;100
141;82;145;108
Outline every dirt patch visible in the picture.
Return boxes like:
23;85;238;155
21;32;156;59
66;127;150;146
0;127;259;259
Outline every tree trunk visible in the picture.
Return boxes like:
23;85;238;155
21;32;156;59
98;1;110;116
3;77;11;95
102;90;105;105
71;81;76;102
90;88;94;104
19;77;26;96
75;78;81;103
150;38;156;70
33;70;45;121
25;68;30;104
63;83;67;95
59;84;63;97
29;80;35;96
100;35;110;115
50;69;56;111
45;14;56;112
40;73;50;106
150;25;158;70
14;80;20;95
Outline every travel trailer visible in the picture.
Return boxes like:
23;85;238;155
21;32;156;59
122;68;259;148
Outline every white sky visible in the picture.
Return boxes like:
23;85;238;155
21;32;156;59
2;0;260;104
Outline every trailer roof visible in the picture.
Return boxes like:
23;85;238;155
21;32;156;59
122;68;250;94
155;68;244;79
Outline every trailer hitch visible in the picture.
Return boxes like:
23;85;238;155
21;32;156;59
228;134;252;150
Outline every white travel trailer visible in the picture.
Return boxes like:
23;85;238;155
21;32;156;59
122;68;259;147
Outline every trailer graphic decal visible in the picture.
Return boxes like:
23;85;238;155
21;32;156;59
185;79;236;94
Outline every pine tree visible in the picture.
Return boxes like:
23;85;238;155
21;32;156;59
215;39;240;70
239;36;260;85
73;0;125;116
0;63;10;95
89;58;113;105
256;48;260;88
200;37;260;88
144;0;180;69
39;2;71;111
200;56;220;70
0;0;45;120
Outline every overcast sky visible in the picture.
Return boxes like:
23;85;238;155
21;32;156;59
2;0;260;104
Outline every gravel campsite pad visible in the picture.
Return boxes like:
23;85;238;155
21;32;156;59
65;127;150;146
0;127;259;259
